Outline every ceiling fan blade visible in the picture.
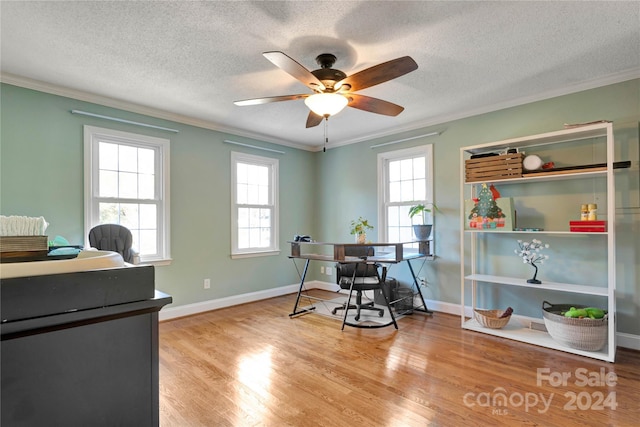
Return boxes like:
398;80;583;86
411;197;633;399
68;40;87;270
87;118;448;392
346;94;405;116
305;111;324;128
337;56;418;92
263;51;326;92
234;94;309;106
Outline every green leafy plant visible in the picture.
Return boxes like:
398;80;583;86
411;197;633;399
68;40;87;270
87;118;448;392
349;217;374;235
408;202;439;224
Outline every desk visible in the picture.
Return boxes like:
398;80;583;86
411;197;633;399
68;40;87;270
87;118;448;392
288;241;433;321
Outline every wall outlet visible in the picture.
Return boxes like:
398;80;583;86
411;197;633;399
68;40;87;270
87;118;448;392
320;266;325;274
326;266;332;275
418;277;427;286
204;278;211;289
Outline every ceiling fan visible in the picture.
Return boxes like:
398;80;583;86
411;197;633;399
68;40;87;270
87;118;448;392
234;51;418;128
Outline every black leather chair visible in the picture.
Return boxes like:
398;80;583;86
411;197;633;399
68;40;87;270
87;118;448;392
88;224;135;263
331;246;398;330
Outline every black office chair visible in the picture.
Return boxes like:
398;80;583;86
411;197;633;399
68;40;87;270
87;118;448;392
88;224;135;263
331;246;398;330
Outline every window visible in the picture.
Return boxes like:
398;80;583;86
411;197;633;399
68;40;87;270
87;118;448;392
84;126;170;264
378;145;434;246
231;152;279;258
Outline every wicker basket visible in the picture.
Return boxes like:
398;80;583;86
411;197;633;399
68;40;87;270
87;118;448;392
474;309;512;329
542;301;608;351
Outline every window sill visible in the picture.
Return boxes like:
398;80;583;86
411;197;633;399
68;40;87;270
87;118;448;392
137;258;173;267
231;250;280;260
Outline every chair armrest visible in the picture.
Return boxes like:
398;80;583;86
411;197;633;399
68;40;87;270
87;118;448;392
130;248;140;265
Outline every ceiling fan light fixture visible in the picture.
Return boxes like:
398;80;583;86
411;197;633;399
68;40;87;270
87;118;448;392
304;93;348;117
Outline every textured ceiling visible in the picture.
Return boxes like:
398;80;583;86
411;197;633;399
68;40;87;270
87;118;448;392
1;1;639;151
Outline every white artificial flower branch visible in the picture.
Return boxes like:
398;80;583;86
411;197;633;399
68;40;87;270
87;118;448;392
514;239;550;284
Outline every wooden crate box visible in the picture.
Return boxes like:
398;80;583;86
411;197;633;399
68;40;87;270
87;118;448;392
465;153;523;183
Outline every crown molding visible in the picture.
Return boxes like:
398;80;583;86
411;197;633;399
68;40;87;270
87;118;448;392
329;68;640;150
0;72;314;152
3;69;638;153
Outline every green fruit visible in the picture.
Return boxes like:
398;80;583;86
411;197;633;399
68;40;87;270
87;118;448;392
585;307;606;319
564;307;588;318
563;306;606;319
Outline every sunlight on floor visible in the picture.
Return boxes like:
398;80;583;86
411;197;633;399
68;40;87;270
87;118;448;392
235;346;274;424
386;346;429;372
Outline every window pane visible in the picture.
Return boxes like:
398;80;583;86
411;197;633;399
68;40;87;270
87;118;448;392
399;226;414;242
99;202;119;223
389;181;400;202
139;173;155;199
388;227;400;243
399;158;413;180
140;204;157;229
400;205;412;226
119;145;138;173
413;157;425;179
238;228;249;248
247;184;259;204
260;209;271;228
237;183;248;204
400;180;413;201
120;203;139;229
388;206;400;227
259;227;271;247
247;228;259;247
119;171;138;198
237;163;248;184
238;208;249;227
248;164;265;181
413;180;425;201
258;183;268;205
386;206;399;243
139;229;157;254
389;160;400;182
99;142;118;170
138;148;155;174
99;170;118;197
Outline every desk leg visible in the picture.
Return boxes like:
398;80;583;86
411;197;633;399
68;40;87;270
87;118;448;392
289;259;316;317
406;258;433;315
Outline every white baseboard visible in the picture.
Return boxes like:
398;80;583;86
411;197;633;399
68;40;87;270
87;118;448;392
617;332;640;351
158;281;640;352
159;280;334;321
159;283;294;321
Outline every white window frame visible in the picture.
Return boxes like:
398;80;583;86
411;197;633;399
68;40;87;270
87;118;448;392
377;144;434;245
231;151;279;258
84;125;171;265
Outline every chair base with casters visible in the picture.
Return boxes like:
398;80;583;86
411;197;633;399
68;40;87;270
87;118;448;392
332;282;385;321
334;247;398;330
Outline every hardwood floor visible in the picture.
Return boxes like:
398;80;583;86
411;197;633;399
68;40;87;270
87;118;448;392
159;290;640;426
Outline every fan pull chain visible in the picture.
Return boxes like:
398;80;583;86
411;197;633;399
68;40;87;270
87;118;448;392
323;114;329;152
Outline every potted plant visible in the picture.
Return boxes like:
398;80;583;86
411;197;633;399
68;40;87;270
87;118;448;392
350;216;373;244
408;203;438;241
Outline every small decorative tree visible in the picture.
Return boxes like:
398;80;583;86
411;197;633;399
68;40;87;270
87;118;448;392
350;217;373;244
514;239;550;284
468;183;506;228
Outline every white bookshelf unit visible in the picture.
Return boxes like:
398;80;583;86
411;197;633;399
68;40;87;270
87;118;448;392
459;123;616;362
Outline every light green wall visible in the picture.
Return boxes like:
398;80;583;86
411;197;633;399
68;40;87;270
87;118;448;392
316;79;639;335
1;80;638;336
0;84;317;306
